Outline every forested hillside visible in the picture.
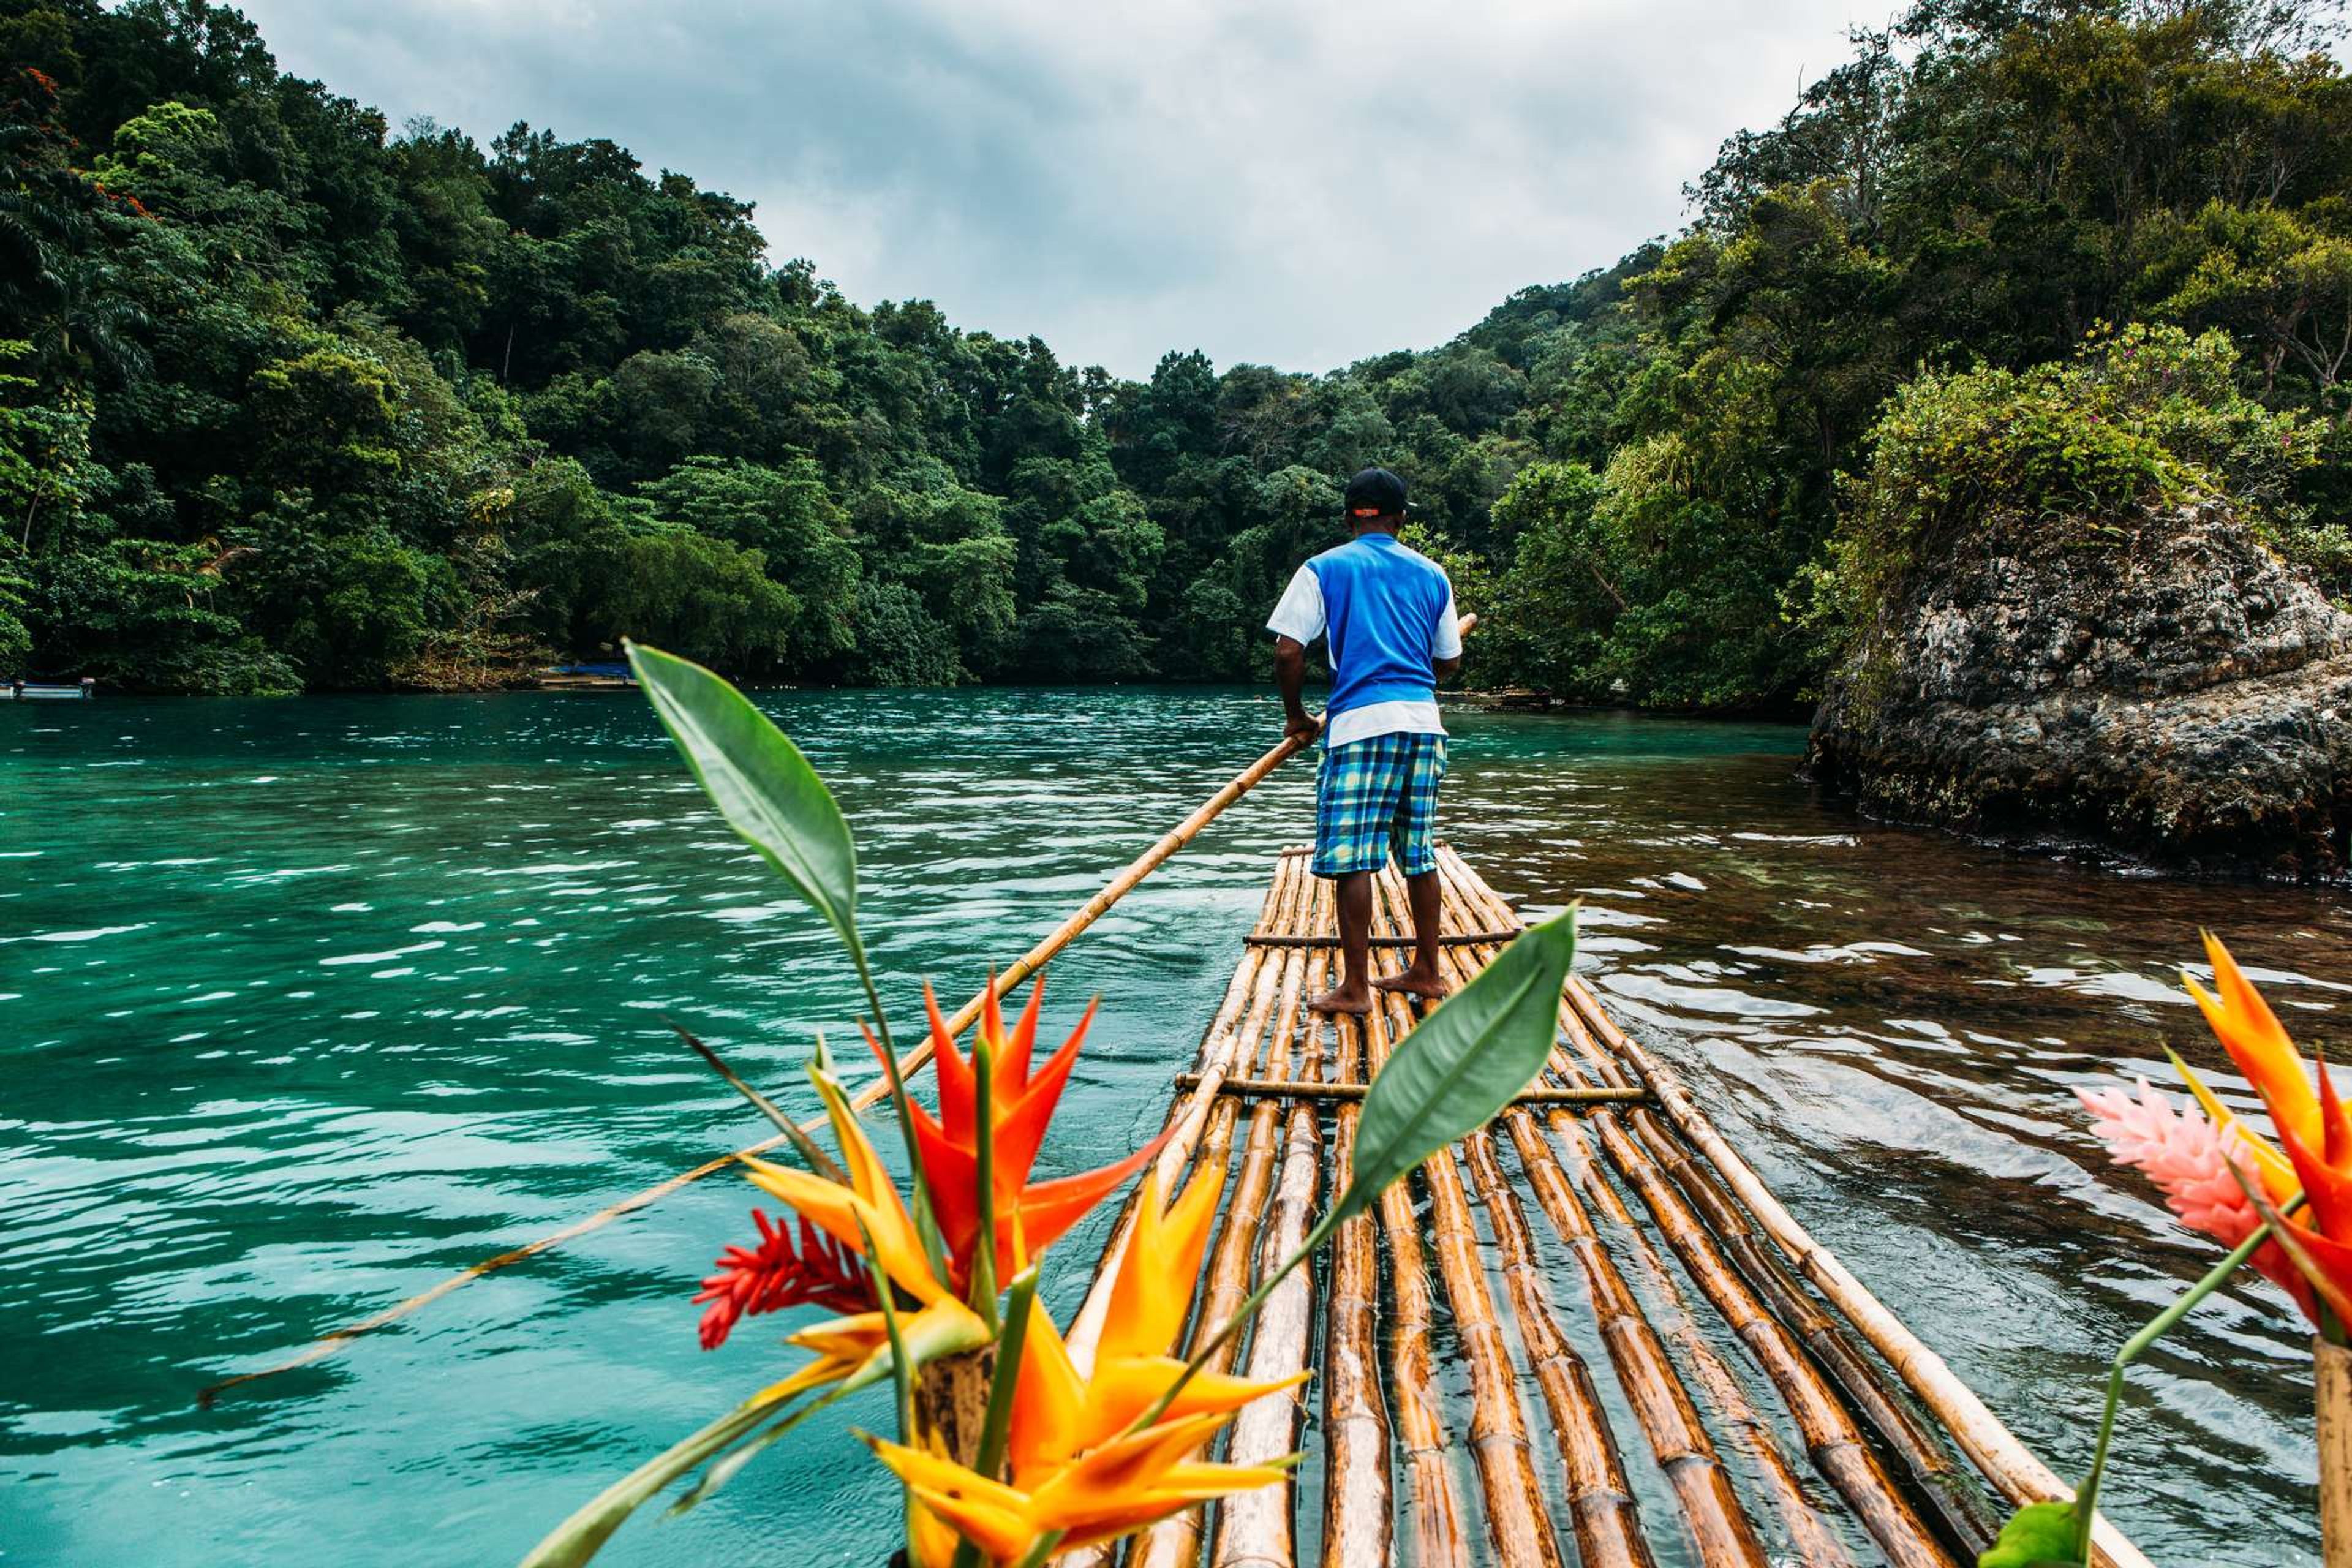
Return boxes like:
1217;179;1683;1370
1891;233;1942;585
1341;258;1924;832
3;0;2348;704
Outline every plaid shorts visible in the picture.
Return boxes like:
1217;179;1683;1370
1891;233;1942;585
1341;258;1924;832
1312;732;1447;878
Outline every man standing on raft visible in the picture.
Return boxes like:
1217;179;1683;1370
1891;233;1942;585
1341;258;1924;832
1268;467;1469;1017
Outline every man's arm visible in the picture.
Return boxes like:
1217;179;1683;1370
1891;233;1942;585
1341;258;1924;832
1274;636;1319;745
1431;601;1471;684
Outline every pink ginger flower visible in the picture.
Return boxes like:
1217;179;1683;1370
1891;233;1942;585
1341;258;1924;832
2077;1078;2315;1318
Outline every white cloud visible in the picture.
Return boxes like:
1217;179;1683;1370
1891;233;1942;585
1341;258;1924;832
235;0;1867;376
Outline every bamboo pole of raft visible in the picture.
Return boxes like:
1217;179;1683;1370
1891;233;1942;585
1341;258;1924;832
203;731;1322;1403
1630;1110;1996;1551
1548;971;2157;1568
1213;941;1326;1568
1069;864;1317;1568
1366;1024;1472;1568
2320;1340;2352;1568
1316;994;1393;1568
1414;875;1757;1568
1428;854;1953;1567
1129;914;1313;1568
1430;864;1850;1566
1525;1074;1855;1568
1063;854;1315;1375
1365;880;1565;1568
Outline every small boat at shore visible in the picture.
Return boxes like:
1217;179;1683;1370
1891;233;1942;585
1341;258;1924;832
535;661;639;691
0;678;97;701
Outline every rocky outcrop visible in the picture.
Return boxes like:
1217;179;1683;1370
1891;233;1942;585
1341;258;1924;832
1804;500;2352;879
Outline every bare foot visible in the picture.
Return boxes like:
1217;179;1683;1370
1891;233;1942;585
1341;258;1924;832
1372;967;1450;1001
1307;986;1373;1017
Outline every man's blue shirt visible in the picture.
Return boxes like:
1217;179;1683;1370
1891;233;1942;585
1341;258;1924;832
1267;532;1457;721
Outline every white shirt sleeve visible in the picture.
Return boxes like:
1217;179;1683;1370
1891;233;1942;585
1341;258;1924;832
1266;566;1325;645
1432;585;1462;659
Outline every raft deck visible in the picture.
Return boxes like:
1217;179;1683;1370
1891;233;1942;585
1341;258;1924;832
1059;846;2147;1568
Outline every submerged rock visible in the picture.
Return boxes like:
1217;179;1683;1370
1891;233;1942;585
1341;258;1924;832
1805;500;2352;879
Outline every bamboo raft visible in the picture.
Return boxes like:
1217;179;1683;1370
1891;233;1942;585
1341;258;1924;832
1053;845;2152;1568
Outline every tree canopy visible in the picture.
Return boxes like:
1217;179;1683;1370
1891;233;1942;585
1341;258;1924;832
2;0;2347;703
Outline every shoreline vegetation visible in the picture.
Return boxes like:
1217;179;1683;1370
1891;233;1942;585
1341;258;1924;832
5;0;2348;720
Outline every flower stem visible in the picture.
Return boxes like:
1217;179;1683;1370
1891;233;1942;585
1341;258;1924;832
2071;1219;2275;1561
1009;1529;1066;1568
970;1035;1000;1332
949;1268;1039;1568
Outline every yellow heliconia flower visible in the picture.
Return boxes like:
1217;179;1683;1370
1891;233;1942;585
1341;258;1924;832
868;1165;1303;1567
873;1413;1291;1565
741;1066;946;1306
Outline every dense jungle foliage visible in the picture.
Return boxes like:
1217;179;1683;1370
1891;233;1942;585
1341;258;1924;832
2;0;2349;704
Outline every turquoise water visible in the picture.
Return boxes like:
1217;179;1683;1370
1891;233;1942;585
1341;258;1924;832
3;688;2345;1565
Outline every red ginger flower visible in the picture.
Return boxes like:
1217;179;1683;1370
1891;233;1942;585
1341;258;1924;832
692;1207;874;1350
870;978;1168;1295
2077;1079;2313;1319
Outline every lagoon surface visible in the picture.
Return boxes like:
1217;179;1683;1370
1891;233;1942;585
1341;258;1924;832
4;687;2346;1566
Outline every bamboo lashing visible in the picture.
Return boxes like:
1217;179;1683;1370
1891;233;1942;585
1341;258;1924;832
201;726;1321;1405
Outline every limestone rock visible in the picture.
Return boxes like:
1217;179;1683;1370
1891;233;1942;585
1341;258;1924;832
1805;500;2352;879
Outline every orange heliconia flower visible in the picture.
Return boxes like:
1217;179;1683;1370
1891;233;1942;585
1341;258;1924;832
870;1165;1302;1567
873;978;1169;1293
2186;932;2320;1156
2185;935;2352;1325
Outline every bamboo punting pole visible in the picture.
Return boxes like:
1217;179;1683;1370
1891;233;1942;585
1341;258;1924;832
1550;974;2155;1568
1366;878;1565;1568
1317;993;1393;1568
1417;877;1755;1568
205;731;1322;1403
1214;943;1327;1568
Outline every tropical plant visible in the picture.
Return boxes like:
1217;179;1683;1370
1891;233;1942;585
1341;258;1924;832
1983;935;2343;1566
519;643;1575;1567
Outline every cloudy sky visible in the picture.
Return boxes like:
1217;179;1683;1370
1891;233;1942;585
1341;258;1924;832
234;0;1868;378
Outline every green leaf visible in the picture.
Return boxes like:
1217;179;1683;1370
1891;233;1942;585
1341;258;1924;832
1331;905;1578;1226
1978;1500;2084;1568
518;1384;809;1568
626;641;859;951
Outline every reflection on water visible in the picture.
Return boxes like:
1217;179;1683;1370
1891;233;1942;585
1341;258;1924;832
1;691;2340;1565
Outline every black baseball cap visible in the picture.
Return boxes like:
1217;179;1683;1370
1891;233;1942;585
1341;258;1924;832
1343;467;1409;519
